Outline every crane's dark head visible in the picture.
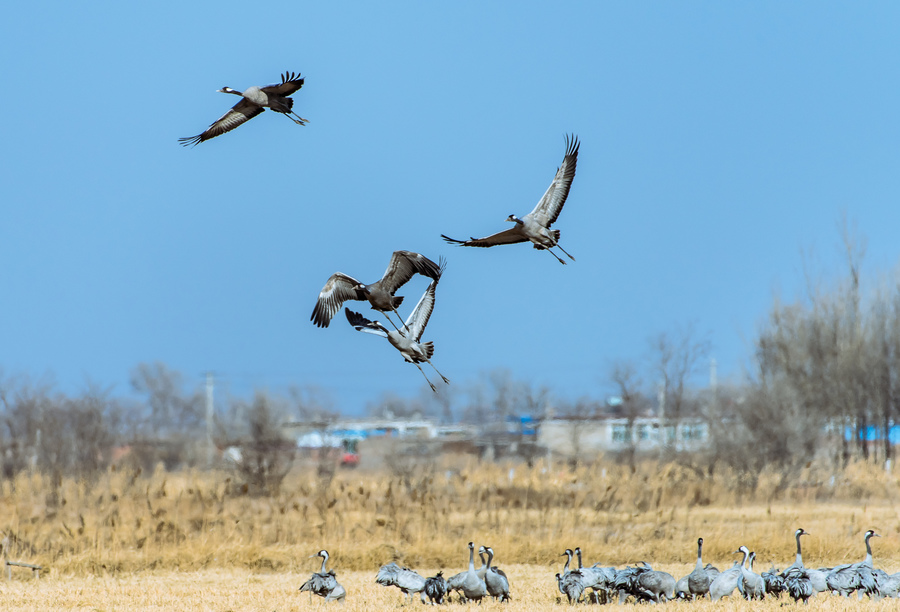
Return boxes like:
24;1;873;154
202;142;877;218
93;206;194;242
698;537;703;546
506;214;520;223
562;548;573;557
478;545;486;555
796;528;809;537
866;529;879;538
310;549;328;559
218;87;239;94
354;282;369;294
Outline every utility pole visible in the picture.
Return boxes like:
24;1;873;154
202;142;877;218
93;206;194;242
206;372;215;467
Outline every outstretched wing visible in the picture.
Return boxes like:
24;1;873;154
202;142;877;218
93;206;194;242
179;98;264;147
528;134;579;227
378;251;443;293
345;309;388;338
404;281;437;342
311;273;365;328
262;71;305;96
441;227;527;248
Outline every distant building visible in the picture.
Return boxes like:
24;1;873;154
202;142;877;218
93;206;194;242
538;415;709;457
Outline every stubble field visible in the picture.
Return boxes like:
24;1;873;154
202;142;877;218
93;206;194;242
0;457;898;609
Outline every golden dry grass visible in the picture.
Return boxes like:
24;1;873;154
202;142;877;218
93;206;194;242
0;456;898;608
0;566;899;611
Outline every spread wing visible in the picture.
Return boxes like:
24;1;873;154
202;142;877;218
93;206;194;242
311;273;364;328
261;71;305;96
441;227;527;248
528;134;579;227
378;251;443;293
179;98;265;147
345;309;388;338
404;281;437;342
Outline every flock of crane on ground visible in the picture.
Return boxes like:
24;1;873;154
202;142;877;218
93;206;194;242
298;529;900;605
180;71;580;392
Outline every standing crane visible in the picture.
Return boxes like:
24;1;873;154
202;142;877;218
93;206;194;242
686;537;712;600
299;550;346;602
345;279;449;392
179;71;307;146
441;134;580;265
480;546;510;601
460;542;488;602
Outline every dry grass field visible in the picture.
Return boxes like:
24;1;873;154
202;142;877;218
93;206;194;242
0;457;898;608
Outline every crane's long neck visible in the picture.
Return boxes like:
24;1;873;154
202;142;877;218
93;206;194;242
795;532;804;567
748;553;755;572
319;553;328;574
695;540;704;570
740;548;749;569
468;546;475;572
486;548;495;569
562;551;572;573
575;549;583;569
864;533;874;566
478;552;486;570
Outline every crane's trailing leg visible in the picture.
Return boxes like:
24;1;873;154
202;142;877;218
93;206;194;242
282;111;308;125
426;360;450;385
414;363;437;392
544;248;567;265
555;244;576;261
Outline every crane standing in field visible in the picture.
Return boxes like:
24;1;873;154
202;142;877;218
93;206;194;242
441;134;580;265
299;549;346;602
179;71;308;146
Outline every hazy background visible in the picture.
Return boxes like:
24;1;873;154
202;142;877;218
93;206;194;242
4;2;900;412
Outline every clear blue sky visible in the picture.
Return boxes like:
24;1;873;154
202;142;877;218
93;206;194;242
3;2;900;413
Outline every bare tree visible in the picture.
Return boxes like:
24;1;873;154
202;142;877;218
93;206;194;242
647;323;711;453
227;392;295;495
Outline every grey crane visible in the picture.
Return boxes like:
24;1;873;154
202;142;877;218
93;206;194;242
441;134;579;265
423;571;449;605
375;561;426;603
761;566;786;597
479;546;510;602
709;548;749;602
635;563;676;603
460;541;488;602
446;550;487;602
737;550;765;600
783;566;814;603
556;571;585;605
179;71;307;146
612;564;671;603
345;279;449;392
312;251;444;332
872;569;900;599
686;537;711;600
299;550;346;602
780;528;828;595
573;547;614;604
781;527;828;596
826;529;880;598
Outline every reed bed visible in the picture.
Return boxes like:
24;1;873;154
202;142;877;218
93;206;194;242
0;457;898;579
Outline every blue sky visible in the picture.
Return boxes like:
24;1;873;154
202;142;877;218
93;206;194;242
3;2;900;413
